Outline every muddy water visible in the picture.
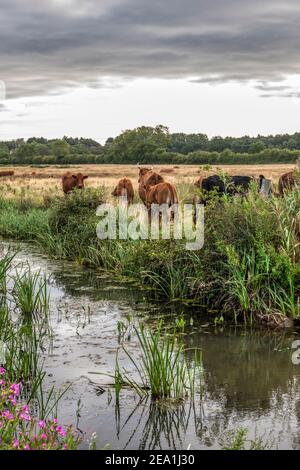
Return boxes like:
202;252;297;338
2;241;300;450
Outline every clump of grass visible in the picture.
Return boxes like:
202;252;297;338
223;243;300;322
0;259;51;383
12;269;50;321
222;428;271;450
0;252;15;302
3;324;44;383
116;321;203;401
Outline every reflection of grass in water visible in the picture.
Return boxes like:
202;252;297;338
115;321;203;401
116;398;204;450
138;401;191;450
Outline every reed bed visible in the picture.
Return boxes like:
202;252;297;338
0;175;299;325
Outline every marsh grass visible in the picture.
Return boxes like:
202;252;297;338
0;252;15;301
222;428;270;450
4;325;44;382
116;322;203;401
141;263;192;300
12;269;50;321
0;255;51;383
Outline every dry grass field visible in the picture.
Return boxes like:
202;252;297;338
0;163;296;203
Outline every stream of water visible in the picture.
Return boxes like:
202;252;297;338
1;240;300;450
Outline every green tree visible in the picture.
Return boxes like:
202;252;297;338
104;125;170;163
51;139;70;160
15;143;39;162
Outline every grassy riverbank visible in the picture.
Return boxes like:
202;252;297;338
0;185;299;325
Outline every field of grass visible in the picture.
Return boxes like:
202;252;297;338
0;163;296;202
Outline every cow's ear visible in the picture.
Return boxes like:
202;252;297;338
72;174;77;180
84;175;89;180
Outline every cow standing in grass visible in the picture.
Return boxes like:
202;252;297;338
0;171;14;177
144;182;178;209
193;174;267;204
278;171;297;196
138;168;164;204
62;172;88;194
144;181;179;224
111;178;134;204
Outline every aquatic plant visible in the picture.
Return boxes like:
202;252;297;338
0;252;15;302
222;428;270;450
116;322;203;401
12;269;50;321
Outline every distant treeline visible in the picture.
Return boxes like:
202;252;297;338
1;125;300;165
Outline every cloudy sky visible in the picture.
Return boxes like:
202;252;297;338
1;0;300;142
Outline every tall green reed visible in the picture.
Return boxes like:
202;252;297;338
116;322;203;401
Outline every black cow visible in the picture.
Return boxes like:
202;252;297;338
194;174;266;204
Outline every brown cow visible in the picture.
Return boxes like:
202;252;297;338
144;182;179;210
111;178;134;204
0;171;14;177
138;168;164;203
278;171;297;196
62;172;88;194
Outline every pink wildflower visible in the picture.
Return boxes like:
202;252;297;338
9;394;17;406
10;383;21;397
38;420;46;429
24;443;30;450
0;367;6;375
19;412;31;422
55;425;67;437
13;439;19;448
41;433;47;440
2;410;14;420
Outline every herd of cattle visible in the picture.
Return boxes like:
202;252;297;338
0;168;298;207
60;168;298;208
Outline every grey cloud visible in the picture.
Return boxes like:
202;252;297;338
255;85;291;92
1;0;300;99
260;92;300;99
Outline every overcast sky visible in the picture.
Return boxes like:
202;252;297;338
1;0;300;142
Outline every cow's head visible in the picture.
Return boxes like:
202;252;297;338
138;168;152;183
74;173;88;189
111;182;123;197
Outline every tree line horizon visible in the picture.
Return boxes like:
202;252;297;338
1;125;300;166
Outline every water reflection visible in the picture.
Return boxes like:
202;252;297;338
114;399;205;450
